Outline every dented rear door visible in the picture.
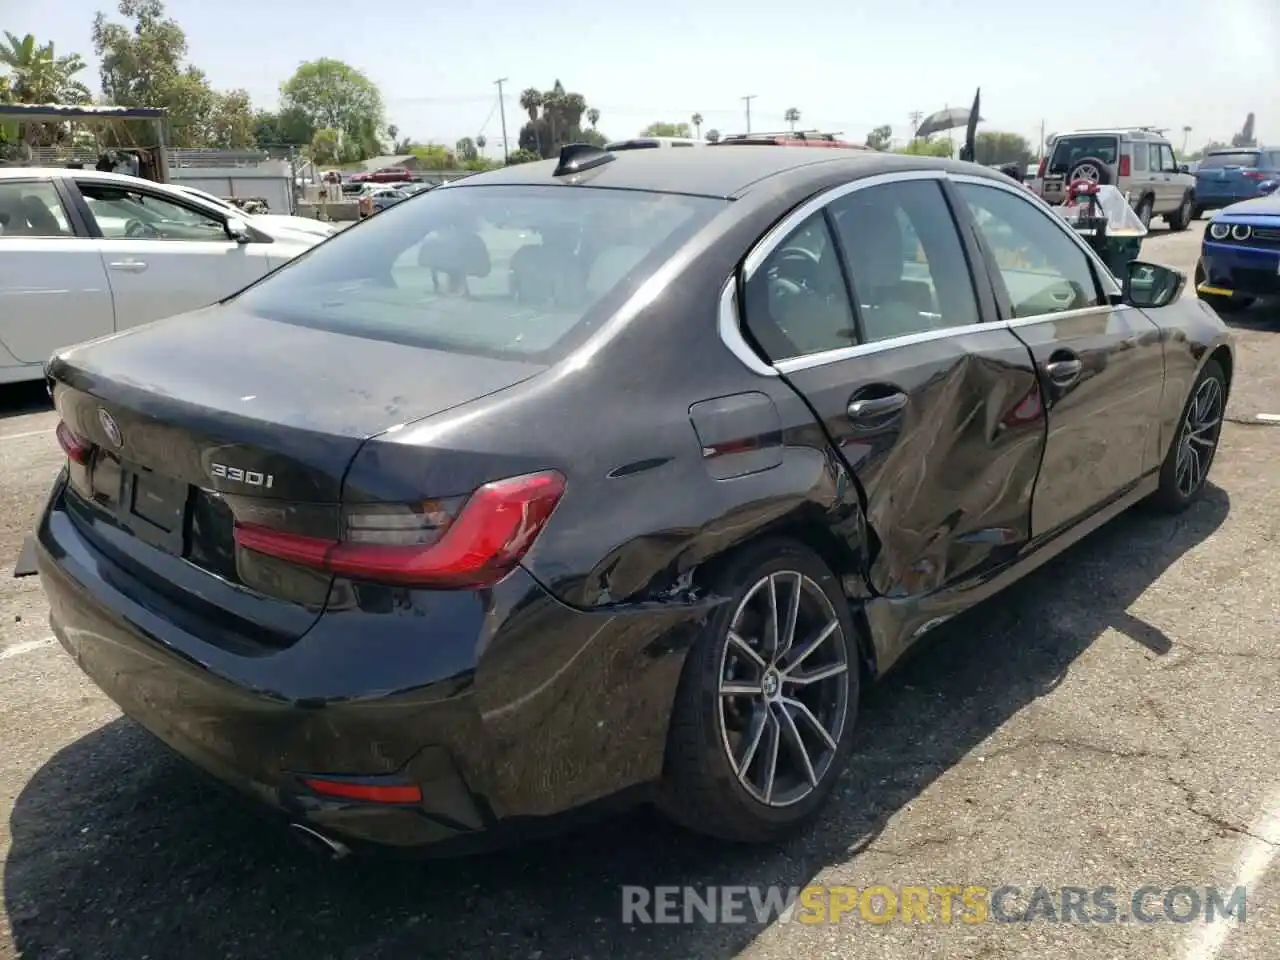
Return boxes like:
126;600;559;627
743;173;1045;601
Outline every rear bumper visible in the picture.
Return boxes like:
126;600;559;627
1199;241;1280;298
36;476;697;853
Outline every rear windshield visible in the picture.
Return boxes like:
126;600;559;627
232;184;725;363
1199;151;1262;170
1049;135;1119;173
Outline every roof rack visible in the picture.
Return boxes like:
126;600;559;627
721;130;843;142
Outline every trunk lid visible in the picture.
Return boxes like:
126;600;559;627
49;304;544;647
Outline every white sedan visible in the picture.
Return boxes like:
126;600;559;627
0;168;328;385
170;184;338;240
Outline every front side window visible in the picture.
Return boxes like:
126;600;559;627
0;181;72;237
1160;145;1177;172
956;182;1103;318
742;211;856;362
78;182;227;241
233;184;725;363
829;179;980;342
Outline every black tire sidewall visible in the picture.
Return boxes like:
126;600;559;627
1156;359;1226;509
671;540;860;834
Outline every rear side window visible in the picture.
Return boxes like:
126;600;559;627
0;181;72;237
233;184;725;363
829;180;980;342
1049;136;1119;173
1200;151;1262;170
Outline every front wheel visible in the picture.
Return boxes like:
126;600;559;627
1165;194;1193;231
1150;359;1226;513
658;540;860;843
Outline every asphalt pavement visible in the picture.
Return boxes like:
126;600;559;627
1;220;1278;960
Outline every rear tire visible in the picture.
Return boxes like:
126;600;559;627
1068;157;1113;186
657;539;860;844
1150;359;1226;513
1165;194;1193;231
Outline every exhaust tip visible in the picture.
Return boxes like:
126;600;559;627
289;822;351;860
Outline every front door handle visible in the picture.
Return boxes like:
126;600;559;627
1045;357;1083;385
848;391;908;424
108;259;148;273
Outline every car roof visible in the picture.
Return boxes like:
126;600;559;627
0;166;161;186
440;147;1001;200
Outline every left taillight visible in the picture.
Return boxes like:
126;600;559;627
55;420;93;465
232;469;566;589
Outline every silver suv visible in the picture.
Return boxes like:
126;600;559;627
1036;127;1197;231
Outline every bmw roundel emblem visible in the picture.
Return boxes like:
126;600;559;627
98;408;122;447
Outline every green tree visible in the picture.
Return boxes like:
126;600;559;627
784;107;801;131
280;58;384;161
92;0;249;148
516;80;601;158
309;127;340;165
706;128;720;143
207;87;255;148
642;121;692;138
455;136;477;162
586;107;600;130
897;136;952;158
506;147;541;165
691;112;703;138
476;134;487;154
0;32;92;104
864;124;892;151
410;144;456;170
252;106;313;149
973;131;1033;166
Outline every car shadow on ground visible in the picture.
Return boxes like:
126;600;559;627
4;486;1229;960
0;381;53;424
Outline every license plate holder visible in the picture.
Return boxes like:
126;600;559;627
125;468;191;554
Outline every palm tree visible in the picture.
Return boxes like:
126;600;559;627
587;107;600;130
519;88;542;123
476;134;487;156
691;112;703;139
0;32;91;104
1181;125;1192;154
784;107;801;132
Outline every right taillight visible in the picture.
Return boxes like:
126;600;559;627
233;470;566;589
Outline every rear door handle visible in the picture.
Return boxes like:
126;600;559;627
108;259;147;273
1045;357;1083;385
848;391;908;424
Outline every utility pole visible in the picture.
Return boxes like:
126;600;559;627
742;95;756;134
908;110;923;141
494;77;510;164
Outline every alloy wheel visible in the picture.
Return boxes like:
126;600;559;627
1175;375;1224;498
1073;163;1102;183
717;571;849;808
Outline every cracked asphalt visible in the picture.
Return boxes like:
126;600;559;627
1;221;1278;960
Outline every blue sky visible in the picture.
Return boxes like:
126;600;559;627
12;0;1278;155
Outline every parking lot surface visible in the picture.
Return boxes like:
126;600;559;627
1;221;1278;960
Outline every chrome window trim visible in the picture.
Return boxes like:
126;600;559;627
715;167;1132;378
774;320;997;375
742;169;947;280
717;276;777;376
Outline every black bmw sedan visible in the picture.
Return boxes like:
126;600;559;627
34;143;1232;857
